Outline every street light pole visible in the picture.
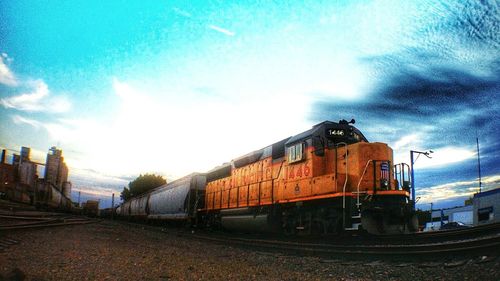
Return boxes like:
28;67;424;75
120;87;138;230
410;150;433;207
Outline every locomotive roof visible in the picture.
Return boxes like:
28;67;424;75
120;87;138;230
286;120;368;145
204;119;368;183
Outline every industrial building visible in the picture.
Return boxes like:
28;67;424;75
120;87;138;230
0;146;72;207
425;205;473;231
44;146;71;198
473;188;500;225
425;187;500;231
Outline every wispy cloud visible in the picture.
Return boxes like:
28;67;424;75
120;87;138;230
208;25;235;36
2;80;48;109
172;7;192;18
0;53;18;86
11;114;42;129
393;133;421;150
70;166;130;199
1;80;71;113
418;174;500;204
414;146;476;169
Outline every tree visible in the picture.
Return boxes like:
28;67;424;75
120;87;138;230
120;186;131;201
120;174;166;201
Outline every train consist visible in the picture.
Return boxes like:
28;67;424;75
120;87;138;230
117;120;417;235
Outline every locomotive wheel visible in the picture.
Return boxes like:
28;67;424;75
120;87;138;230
326;212;342;234
282;215;296;236
407;213;419;232
361;212;387;235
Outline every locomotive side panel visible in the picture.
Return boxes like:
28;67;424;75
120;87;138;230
205;138;403;208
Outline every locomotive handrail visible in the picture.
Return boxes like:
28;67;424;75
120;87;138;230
356;158;393;205
336;142;348;229
356;159;373;210
393;163;411;191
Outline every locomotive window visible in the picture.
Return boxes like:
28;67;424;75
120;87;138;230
287;143;304;164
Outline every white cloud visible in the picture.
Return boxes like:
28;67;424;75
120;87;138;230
70;167;129;198
393;133;420;150
0;53;18;86
391;131;475;169
11;114;43;129
172;7;192;18
417;175;500;204
1;80;48;109
208;25;235;36
413;146;476;168
1;80;71;113
33;78;310;180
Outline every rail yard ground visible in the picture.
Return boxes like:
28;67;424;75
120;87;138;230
0;220;499;281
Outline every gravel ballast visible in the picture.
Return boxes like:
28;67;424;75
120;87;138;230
0;220;498;281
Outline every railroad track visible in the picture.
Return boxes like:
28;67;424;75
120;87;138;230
0;213;99;231
190;232;500;257
114;219;500;258
184;230;500;258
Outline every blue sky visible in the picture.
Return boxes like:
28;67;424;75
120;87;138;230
0;0;498;209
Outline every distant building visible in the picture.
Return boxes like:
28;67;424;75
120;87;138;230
44;146;70;194
0;148;37;203
473;188;500;225
20;146;31;162
62;181;72;198
425;205;473;231
424;187;500;231
0;149;15;197
0;146;73;207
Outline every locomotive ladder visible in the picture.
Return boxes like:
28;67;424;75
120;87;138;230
346;160;374;230
345;159;388;231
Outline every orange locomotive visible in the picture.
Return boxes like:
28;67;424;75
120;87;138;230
202;119;417;235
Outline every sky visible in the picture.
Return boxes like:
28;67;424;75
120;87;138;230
0;0;498;209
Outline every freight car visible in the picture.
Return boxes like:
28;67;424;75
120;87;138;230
82;200;99;217
36;182;72;212
118;173;206;223
118;120;417;235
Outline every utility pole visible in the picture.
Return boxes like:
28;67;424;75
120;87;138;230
78;191;81;207
111;193;115;220
476;135;482;193
410;150;433;207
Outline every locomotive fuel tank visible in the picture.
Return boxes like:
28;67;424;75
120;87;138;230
219;207;281;233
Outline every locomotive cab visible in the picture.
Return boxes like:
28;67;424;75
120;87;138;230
284;119;417;235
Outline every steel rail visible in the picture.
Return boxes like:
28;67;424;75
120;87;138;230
0;217;91;228
187;232;500;256
112;219;500;258
0;214;57;220
0;220;100;231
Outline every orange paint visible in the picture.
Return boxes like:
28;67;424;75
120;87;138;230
204;142;406;211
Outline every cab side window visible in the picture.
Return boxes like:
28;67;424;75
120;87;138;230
287;143;304;163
